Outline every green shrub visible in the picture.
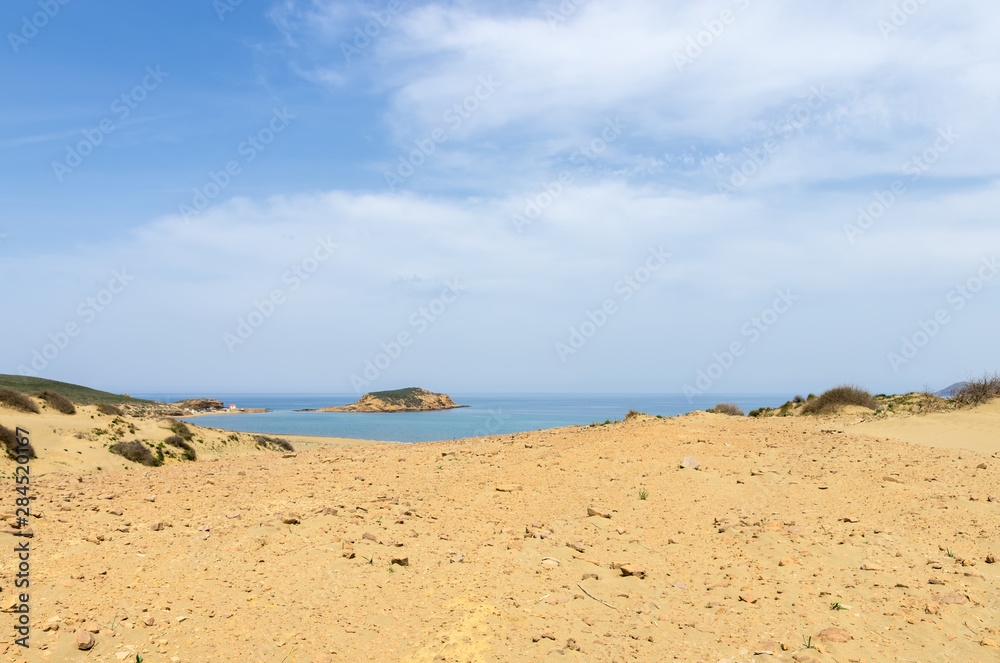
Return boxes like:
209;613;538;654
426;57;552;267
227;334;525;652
0;424;36;460
955;372;1000;407
36;390;76;414
96;403;124;416
712;403;745;417
110;441;162;467
164;435;197;461
802;385;880;415
166;419;194;440
254;435;294;452
0;388;40;414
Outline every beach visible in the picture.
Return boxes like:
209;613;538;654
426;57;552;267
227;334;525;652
2;398;1000;661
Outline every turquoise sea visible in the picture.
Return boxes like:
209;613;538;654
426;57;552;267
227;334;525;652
134;393;788;443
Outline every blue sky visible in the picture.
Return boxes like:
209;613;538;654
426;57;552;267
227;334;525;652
1;0;998;396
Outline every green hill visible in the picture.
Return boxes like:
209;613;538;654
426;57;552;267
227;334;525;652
0;375;157;405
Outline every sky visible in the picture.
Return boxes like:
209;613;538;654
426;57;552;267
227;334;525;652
1;0;998;396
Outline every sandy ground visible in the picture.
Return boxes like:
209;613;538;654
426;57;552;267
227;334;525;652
848;400;1000;453
2;402;1000;662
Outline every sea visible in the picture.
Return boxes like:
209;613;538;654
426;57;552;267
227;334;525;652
132;393;788;444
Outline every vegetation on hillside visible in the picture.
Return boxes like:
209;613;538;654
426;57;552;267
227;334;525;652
36;390;76;414
802;385;880;415
0;374;154;406
0;388;40;414
0;424;35;460
954;372;1000;407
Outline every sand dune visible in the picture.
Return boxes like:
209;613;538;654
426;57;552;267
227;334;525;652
1;403;999;661
849;400;1000;454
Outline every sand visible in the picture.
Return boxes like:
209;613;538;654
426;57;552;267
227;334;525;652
849;400;1000;454
2;402;1000;662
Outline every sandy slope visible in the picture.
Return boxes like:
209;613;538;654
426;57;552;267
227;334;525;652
1;404;1000;662
848;400;1000;453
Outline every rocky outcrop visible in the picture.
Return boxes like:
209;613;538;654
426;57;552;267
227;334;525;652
302;388;465;413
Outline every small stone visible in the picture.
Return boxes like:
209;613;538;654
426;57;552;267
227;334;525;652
679;456;700;470
925;602;940;614
280;513;300;525
929;578;946;585
619;564;645;579
76;630;95;650
860;562;883;571
581;573;599;581
936;592;967;605
566;541;585;553
142;616;155;626
778;557;798;566
982;636;1000;648
739;593;758;604
391;557;408;567
450;553;464;564
754;641;778;655
495;484;522;492
108;508;123;516
541;631;556;640
282;452;296;458
977;463;988;469
587;507;611;519
987;554;996;564
151;521;167;531
144;495;156;502
816;627;850;643
362;532;376;541
541;557;559;567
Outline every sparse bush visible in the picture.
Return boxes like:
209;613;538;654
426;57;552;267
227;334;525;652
802;385;880;415
713;403;745;417
624;409;646;421
96;403;124;416
748;408;769;418
254;435;294;452
0;424;36;460
110;441;162;467
164;435;197;461
792;395;805;404
165;419;194;441
36;390;76;414
0;388;40;414
954;372;1000;407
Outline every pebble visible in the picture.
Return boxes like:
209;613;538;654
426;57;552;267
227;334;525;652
587;507;611;519
76;630;95;650
679;456;701;470
817;627;851;643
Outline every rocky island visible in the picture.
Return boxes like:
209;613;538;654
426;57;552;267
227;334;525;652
299;387;466;413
